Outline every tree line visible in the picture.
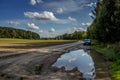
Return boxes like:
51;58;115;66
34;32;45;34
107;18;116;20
87;0;120;43
0;26;40;39
55;31;87;40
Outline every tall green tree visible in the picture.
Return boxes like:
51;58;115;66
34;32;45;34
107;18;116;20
87;0;120;43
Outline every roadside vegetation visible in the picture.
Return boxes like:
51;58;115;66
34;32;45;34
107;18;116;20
87;0;120;43
92;41;120;80
87;0;120;79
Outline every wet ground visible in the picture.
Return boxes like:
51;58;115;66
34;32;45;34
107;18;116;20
52;49;95;80
0;41;111;80
0;41;84;80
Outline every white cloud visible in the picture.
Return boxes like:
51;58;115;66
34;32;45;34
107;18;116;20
39;26;86;38
73;27;77;30
7;21;20;26
36;0;43;3
63;26;86;35
24;11;77;24
30;0;36;5
40;29;57;37
56;8;63;14
81;23;86;26
27;23;39;30
86;23;91;26
49;28;55;32
71;27;86;32
86;3;94;7
30;0;43;5
81;22;91;26
44;0;89;13
68;16;77;22
24;11;58;21
77;27;86;31
86;2;96;7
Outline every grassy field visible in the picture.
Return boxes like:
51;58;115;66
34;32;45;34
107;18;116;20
0;38;77;52
0;38;76;44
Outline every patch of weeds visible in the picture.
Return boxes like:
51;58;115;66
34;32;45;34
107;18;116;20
93;41;120;80
19;77;24;80
111;60;120;80
35;64;44;74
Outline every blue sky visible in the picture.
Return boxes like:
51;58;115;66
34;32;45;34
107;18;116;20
0;0;96;37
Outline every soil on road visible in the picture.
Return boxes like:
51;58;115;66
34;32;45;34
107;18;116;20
0;41;83;80
0;41;111;80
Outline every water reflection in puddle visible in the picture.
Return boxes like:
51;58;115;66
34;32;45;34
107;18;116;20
52;49;96;80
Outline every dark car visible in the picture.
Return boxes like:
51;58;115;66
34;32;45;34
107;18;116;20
83;39;91;45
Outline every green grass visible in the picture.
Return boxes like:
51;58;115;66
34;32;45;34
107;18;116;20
0;38;76;44
92;40;120;80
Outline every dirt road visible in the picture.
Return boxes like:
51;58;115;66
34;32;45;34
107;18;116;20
0;41;83;80
0;41;111;80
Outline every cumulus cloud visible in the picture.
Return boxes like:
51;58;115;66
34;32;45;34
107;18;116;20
86;2;96;7
24;11;58;21
7;21;20;26
24;11;77;24
27;23;39;30
30;0;36;5
49;28;55;32
56;8;63;14
81;22;91;26
39;26;87;38
30;0;43;5
68;16;77;22
66;26;86;34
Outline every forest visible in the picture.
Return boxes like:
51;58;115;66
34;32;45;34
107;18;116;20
0;26;40;39
87;0;120;43
55;31;86;40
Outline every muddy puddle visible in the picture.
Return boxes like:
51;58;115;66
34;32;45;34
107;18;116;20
52;49;96;80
